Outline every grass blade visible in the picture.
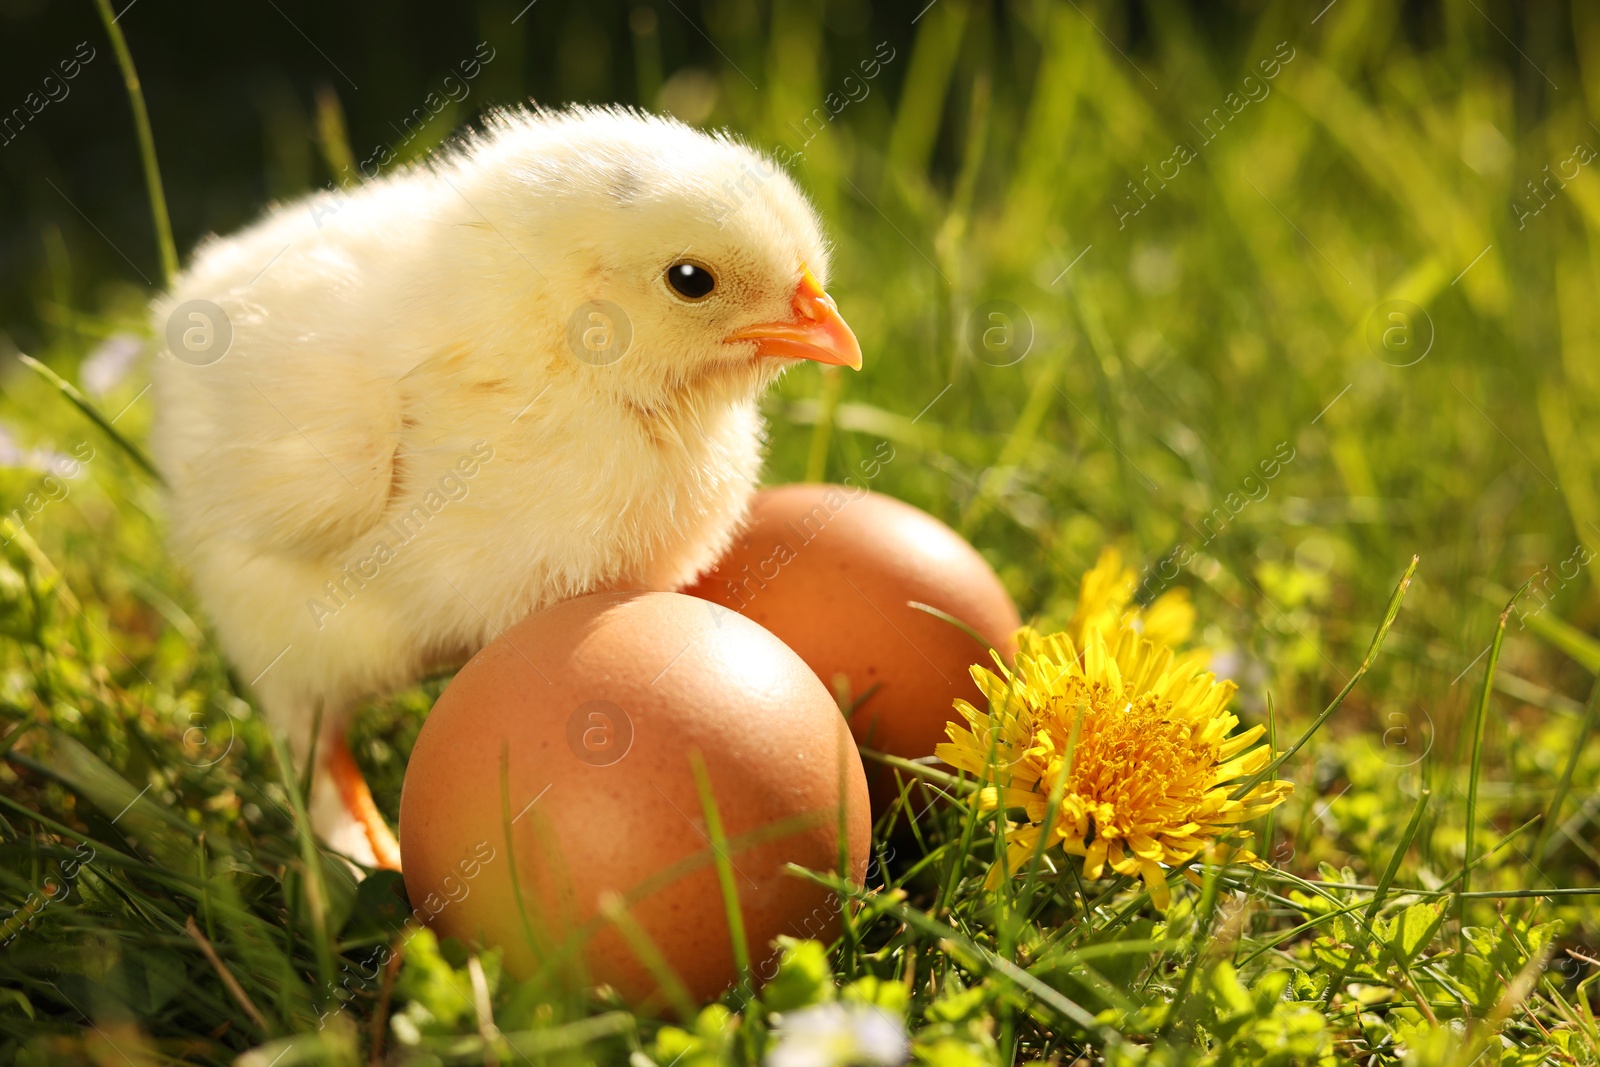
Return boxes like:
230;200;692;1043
1323;788;1431;1007
1233;555;1419;798
793;865;1126;1052
1535;676;1600;861
803;366;842;482
184;915;272;1035
1461;586;1522;914
0;711;37;762
313;86;359;188
1154;854;1224;1041
498;741;554;986
597;892;697;1021
90;0;178;284
15;351;163;483
264;728;335;992
907;600;997;652
688;750;752;991
1517;607;1600;673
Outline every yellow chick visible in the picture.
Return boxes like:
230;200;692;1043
153;107;862;868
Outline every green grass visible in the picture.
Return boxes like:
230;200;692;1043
4;0;1600;1063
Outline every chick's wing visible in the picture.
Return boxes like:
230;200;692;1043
156;233;406;559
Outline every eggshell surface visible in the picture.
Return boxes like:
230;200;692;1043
399;591;870;1004
681;485;1022;809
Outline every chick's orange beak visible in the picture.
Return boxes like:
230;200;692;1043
727;266;863;370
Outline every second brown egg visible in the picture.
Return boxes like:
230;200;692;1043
683;484;1021;813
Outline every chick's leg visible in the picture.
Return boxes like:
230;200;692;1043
191;542;418;871
290;704;402;872
246;636;410;872
283;697;405;872
317;737;403;871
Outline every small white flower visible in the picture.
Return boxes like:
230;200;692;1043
0;424;74;476
80;333;143;396
1207;647;1242;681
766;1002;908;1067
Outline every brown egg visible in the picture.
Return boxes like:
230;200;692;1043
399;591;870;1005
681;485;1021;811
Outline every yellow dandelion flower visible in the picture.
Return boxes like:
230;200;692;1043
1067;547;1196;650
935;625;1293;910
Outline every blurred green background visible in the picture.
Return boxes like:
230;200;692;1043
4;0;1600;919
4;0;1600;809
1;0;1599;1058
3;0;1599;807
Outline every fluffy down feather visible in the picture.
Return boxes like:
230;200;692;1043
154;106;850;865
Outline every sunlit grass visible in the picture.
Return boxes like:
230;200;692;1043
2;0;1598;1063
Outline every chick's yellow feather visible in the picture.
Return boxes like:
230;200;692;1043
154;107;841;864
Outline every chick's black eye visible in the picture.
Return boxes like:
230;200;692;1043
666;262;716;300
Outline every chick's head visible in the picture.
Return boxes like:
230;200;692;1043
463;107;861;415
